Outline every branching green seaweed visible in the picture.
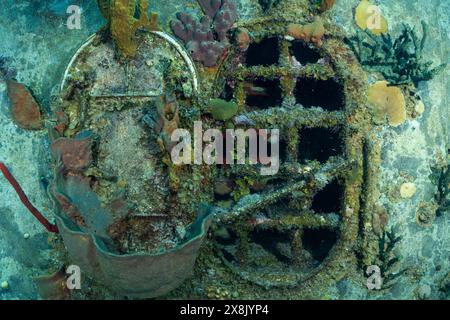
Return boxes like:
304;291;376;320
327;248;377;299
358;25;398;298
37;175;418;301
258;0;280;12
346;22;446;86
430;154;450;216
378;229;406;289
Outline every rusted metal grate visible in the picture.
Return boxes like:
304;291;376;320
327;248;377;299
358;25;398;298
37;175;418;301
212;22;370;290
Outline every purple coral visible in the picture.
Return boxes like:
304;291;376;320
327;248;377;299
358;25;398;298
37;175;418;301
198;0;223;19
214;0;238;41
171;0;238;67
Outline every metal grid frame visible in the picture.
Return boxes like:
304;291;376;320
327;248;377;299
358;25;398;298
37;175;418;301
213;23;368;289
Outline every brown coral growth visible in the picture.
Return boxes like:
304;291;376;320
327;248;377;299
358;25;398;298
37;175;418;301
109;0;159;59
320;0;336;12
51;137;93;172
6;80;43;130
368;81;406;127
234;28;251;51
150;94;181;153
287;17;325;47
35;267;71;300
354;0;388;36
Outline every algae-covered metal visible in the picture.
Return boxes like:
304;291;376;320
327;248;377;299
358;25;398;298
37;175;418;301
48;14;211;297
44;0;403;299
50;169;213;298
203;0;381;294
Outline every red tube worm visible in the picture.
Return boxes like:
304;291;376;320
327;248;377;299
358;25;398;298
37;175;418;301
0;162;58;233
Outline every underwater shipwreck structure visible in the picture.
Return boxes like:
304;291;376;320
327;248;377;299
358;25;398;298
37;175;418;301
0;0;446;299
50;0;381;298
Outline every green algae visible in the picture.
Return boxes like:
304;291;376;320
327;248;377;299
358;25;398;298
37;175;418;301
346;21;446;86
209;98;239;121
